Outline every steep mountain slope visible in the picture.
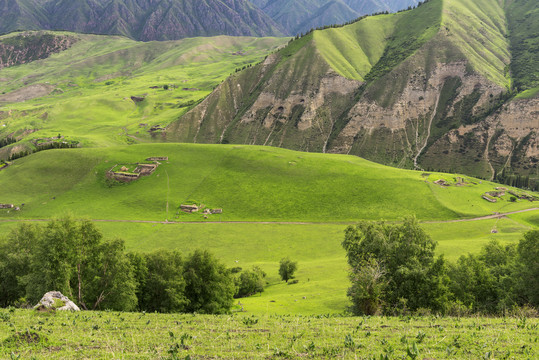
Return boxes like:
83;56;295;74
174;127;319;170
0;0;285;40
506;0;539;93
251;0;418;35
168;0;539;187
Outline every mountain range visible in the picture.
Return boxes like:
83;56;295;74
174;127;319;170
249;0;419;35
0;0;285;40
0;0;420;40
167;0;539;185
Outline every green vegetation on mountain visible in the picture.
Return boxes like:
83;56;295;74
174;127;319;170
363;0;441;83
506;0;539;93
442;0;510;88
0;32;287;156
314;14;397;81
250;0;419;35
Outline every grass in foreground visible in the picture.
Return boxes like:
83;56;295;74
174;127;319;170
0;309;537;359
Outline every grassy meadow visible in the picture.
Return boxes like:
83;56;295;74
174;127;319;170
1;309;537;359
1;144;537;315
0;32;288;149
1;144;537;222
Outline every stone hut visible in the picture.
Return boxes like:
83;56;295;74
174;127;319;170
181;204;199;213
134;163;158;175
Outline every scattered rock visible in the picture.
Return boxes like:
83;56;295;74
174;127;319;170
130;96;145;103
434;179;449;186
34;291;80;311
181;204;199;213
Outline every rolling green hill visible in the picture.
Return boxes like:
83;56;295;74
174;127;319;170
1;143;537;222
0;31;288;155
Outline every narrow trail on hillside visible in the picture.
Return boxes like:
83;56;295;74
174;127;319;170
414;92;441;170
1;208;537;225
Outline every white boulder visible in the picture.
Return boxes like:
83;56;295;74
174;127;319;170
34;291;80;311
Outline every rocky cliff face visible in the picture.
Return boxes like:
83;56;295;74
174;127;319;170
167;0;538;185
0;33;76;69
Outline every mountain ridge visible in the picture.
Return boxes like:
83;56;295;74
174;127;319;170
167;0;538;187
250;0;419;35
0;0;286;40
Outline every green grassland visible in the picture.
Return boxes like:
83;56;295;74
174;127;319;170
314;14;398;81
0;144;537;314
1;309;537;359
0;144;536;222
0;216;534;315
0;32;288;149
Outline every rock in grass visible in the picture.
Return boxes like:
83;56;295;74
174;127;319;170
34;291;80;311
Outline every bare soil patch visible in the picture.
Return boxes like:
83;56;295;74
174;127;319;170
0;84;55;103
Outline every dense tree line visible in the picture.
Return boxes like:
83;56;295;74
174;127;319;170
343;217;538;315
0;218;263;314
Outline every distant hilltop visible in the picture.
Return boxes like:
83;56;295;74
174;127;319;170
0;0;285;41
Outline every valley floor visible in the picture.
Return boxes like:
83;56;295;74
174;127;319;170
1;309;537;359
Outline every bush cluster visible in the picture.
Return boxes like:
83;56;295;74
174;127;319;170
343;217;538;315
0;218;241;314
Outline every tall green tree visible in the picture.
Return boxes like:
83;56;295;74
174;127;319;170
82;238;137;311
136;250;187;313
183;250;235;314
342;217;450;314
346;258;387;315
0;223;39;307
235;266;266;298
514;230;539;307
5;217;137;311
278;258;298;283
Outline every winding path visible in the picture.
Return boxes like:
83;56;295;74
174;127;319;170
1;208;537;225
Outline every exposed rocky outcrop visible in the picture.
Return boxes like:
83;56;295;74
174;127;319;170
34;291;80;311
0;33;76;69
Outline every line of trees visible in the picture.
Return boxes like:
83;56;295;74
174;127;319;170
0;218;266;314
343;217;538;315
